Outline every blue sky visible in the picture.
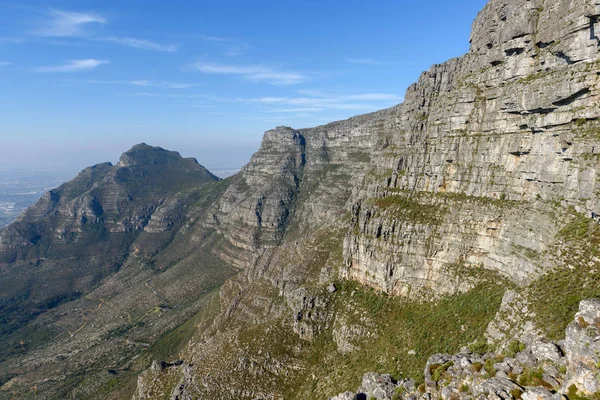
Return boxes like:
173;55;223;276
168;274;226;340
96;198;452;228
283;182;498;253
0;0;487;174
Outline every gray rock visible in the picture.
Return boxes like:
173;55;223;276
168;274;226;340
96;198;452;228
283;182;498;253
358;372;398;400
530;341;563;364
521;386;554;400
402;379;416;392
516;349;538;368
472;376;522;398
564;299;600;394
329;392;356;400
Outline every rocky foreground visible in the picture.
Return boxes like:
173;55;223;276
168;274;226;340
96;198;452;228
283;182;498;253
333;299;600;400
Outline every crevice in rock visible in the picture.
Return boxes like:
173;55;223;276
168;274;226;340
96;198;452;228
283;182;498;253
553;51;575;64
505;47;525;56
589;15;600;46
528;107;557;115
552;88;591;107
536;40;554;49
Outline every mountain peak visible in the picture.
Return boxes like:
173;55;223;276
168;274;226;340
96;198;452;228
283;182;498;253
118;143;188;167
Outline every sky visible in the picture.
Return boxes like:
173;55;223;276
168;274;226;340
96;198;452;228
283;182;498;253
0;0;488;175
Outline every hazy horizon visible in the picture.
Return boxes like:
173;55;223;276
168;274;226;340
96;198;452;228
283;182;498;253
1;0;487;174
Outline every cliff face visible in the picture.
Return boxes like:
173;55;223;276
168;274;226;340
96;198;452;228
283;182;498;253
343;0;600;296
200;0;600;300
130;0;600;398
3;0;600;399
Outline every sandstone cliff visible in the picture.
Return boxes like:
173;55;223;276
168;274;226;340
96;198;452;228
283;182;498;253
130;0;600;398
3;0;600;399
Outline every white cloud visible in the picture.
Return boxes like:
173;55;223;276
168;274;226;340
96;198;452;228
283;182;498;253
0;37;25;44
346;58;382;65
297;89;326;97
199;35;234;43
234;92;402;114
63;79;200;89
35;9;106;37
35;59;109;72
343;93;401;101
189;62;306;85
130;80;199;89
31;9;177;51
0;61;11;66
267;107;325;113
199;35;249;57
103;37;178;52
244;94;400;110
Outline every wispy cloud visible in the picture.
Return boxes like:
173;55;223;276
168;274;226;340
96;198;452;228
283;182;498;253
199;35;234;43
31;9;178;51
189;62;306;85
122;92;210;99
103;37;178;52
35;59;109;72
34;9;106;37
346;58;382;65
267;107;325;113
244;93;400;108
234;92;401;114
130;80;200;89
64;79;201;89
343;93;400;101
0;37;25;44
199;35;249;57
0;61;11;66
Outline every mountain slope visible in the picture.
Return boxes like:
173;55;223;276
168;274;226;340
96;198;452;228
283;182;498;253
131;0;600;398
0;144;237;399
4;0;600;399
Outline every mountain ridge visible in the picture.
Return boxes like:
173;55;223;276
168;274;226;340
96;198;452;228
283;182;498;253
4;0;600;398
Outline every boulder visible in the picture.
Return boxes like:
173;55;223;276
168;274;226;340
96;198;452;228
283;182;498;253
564;299;600;394
358;372;398;400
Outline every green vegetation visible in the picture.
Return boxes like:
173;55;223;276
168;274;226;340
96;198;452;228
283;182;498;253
431;361;454;382
517;71;549;84
566;384;600;400
518;367;551;389
510;388;524;399
349;152;371;163
483;356;501;378
468;339;493;355
288;275;505;398
574;119;600;140
368;195;447;225
506;340;526;357
528;211;600;340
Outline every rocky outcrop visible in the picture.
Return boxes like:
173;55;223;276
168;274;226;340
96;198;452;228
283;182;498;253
564;299;600;394
331;299;600;400
342;0;600;296
129;0;600;398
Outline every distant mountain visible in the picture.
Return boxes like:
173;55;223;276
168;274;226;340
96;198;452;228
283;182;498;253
0;144;224;379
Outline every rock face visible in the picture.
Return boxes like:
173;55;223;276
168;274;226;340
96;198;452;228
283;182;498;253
564;299;600;394
0;144;218;335
4;0;600;399
331;299;600;400
342;0;600;296
125;0;600;398
129;0;600;397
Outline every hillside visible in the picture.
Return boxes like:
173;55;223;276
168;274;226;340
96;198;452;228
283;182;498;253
3;0;600;399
